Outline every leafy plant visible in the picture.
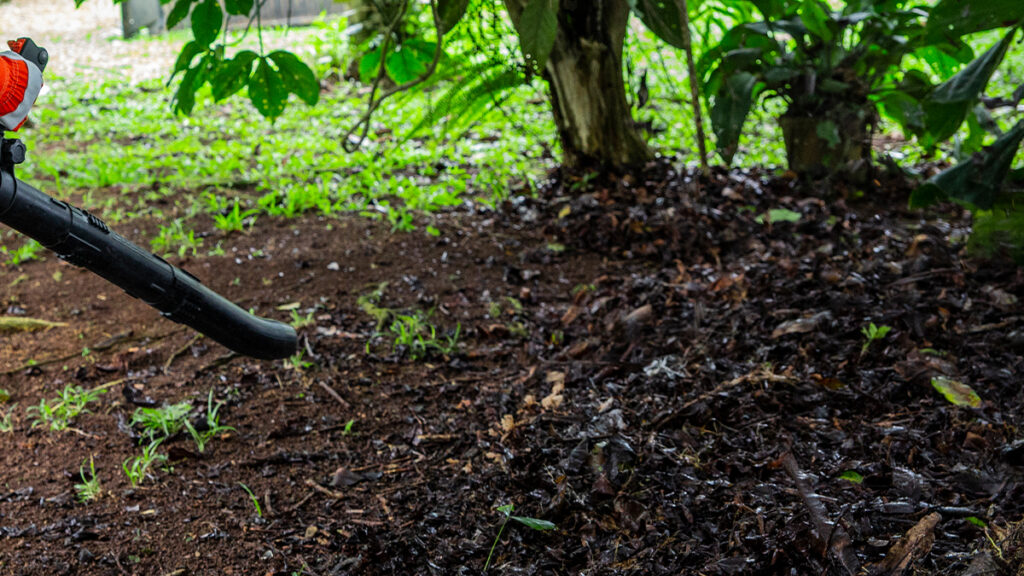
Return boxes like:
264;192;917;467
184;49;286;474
483;503;556;571
702;0;1022;173
289;309;316;329
860;322;891;356
75;456;102;502
123;440;167;487
27;385;106;431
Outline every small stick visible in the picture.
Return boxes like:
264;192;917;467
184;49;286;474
780;453;860;575
317;380;351;409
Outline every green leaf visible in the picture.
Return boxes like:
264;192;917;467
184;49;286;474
517;0;559;72
926;0;1024;42
496;504;514;515
225;0;253;16
799;0;833;43
630;0;686;49
358;48;383;83
166;0;194;29
171;40;206;79
248;57;288;119
438;0;471;34
755;209;801;224
931;376;981;408
710;71;758;165
930;30;1016;104
211;50;257;101
914;120;1024;210
838;470;864;484
510;516;557;531
173;64;202;115
268;51;320;105
384;40;436;85
192;0;223;46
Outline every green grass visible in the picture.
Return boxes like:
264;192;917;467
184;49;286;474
8;11;1019;268
27;385;106;431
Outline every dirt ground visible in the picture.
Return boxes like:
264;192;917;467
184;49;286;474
1;162;1023;575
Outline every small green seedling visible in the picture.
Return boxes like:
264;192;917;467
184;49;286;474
289;309;316;329
238;482;263;517
484;503;556;572
27;385;106;431
0;404;15;433
183;390;235;453
123;440;167;487
130;402;192;442
213;201;258;233
75;456;101;502
860;323;891;356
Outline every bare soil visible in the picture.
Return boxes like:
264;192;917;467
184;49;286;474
1;163;1023;576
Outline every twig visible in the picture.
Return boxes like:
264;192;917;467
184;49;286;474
870;512;941;576
305;478;346;500
316;380;351;409
164;334;203;371
780;453;860;575
675;0;710;175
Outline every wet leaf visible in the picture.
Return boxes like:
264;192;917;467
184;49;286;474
755;209;801;224
932;376;981;408
839;470;864;484
511;515;557;531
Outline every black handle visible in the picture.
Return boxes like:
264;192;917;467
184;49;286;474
0;160;297;360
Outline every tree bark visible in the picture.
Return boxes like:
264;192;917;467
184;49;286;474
505;0;652;169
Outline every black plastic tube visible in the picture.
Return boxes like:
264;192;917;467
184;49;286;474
0;170;297;360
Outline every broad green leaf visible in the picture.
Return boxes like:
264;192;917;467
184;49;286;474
384;40;435;85
800;0;833;43
922;100;969;146
438;0;471;34
225;0;253;16
496;504;514;515
929;30;1016;104
171;40;205;79
248;57;288;119
912;120;1024;210
838;471;863;484
517;0;559;72
268;51;320;105
926;0;1024;42
192;0;223;47
211;50;257;101
358;48;383;83
166;0;193;29
931;376;981;408
710;71;758;164
173;65;202;115
510;516;556;531
630;0;686;49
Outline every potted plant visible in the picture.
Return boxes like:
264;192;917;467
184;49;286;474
700;0;946;175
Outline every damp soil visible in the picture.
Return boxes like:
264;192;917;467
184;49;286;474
1;164;1023;576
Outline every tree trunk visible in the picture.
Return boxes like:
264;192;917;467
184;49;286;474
505;0;652;169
